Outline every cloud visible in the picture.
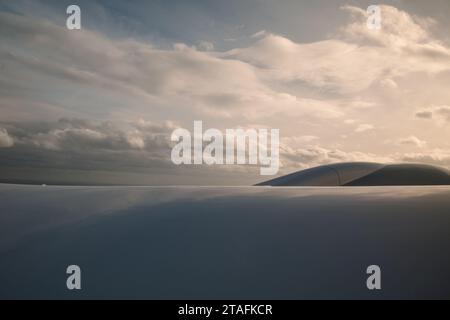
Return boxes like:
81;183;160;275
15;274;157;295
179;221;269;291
1;117;449;185
0;118;203;185
280;144;393;171
251;30;268;38
0;11;348;123
415;106;450;123
400;149;450;168
197;41;215;51
341;5;429;45
0;128;14;148
224;34;381;95
281;135;319;147
3;118;175;155
2;5;450;125
380;78;398;89
433;106;450;121
340;5;449;60
397;136;427;148
355;124;375;133
279;143;450;173
437;106;450;121
224;5;450;97
347;100;377;109
415;110;433;119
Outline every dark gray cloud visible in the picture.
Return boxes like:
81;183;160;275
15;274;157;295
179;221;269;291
0;118;171;184
415;110;433;119
0;118;266;185
2;118;174;153
415;106;450;122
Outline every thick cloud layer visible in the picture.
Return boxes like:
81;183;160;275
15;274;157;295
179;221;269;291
1;117;449;185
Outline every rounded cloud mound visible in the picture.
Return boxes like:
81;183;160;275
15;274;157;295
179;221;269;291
258;162;450;186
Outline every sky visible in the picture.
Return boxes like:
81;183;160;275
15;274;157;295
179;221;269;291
0;0;450;185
